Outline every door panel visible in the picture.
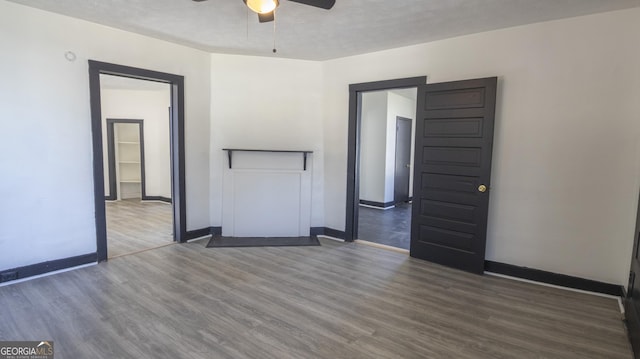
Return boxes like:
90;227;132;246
420;200;476;221
423;147;482;166
425;87;485;109
424;118;483;138
410;77;497;274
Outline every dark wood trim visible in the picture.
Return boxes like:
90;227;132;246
206;235;321;248
325;227;347;239
142;196;172;203
346;76;427;242
345;90;361;242
172;79;187;244
89;62;108;261
222;149;314;153
484;261;624;297
187;227;338;240
105;119;145;201
185;228;212;240
222;149;314;171
185;226;223;240
89;60;187;262
310;227;346;239
105;117;116;201
0;253;97;283
348;76;427;93
359;200;395;208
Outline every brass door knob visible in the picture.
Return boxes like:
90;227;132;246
478;184;487;193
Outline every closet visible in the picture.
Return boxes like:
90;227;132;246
106;119;144;200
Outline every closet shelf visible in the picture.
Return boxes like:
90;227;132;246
222;148;314;171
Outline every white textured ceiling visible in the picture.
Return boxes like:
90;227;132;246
8;0;640;60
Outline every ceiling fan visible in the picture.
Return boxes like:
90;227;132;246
192;0;336;23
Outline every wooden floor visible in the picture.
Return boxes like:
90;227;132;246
106;199;173;258
358;202;411;249
0;239;632;358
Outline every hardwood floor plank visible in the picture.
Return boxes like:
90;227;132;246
358;202;411;249
106;199;173;258
0;238;632;358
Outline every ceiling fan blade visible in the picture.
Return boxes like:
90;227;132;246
287;0;335;10
258;11;275;23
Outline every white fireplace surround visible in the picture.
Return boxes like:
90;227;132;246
221;150;312;237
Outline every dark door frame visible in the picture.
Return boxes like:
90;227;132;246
89;60;187;262
105;119;146;201
345;76;427;241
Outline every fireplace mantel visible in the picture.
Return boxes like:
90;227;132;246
223;149;313;170
221;149;313;237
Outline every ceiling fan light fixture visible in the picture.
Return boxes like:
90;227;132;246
245;0;279;14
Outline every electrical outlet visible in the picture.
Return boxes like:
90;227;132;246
0;271;18;282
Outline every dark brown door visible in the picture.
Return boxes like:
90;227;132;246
410;77;497;274
394;116;412;203
625;190;640;357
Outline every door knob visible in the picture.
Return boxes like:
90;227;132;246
478;184;487;193
405;164;411;168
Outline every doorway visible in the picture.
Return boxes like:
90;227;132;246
100;77;173;258
345;76;427;249
347;76;498;274
356;87;419;250
89;60;186;262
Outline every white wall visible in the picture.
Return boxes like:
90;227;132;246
359;91;388;203
386;91;417;200
359;90;417;204
322;8;640;285
0;1;210;271
209;54;324;228
101;87;172;199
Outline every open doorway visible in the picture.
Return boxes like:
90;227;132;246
100;75;173;258
89;60;186;262
345;76;427;248
357;88;417;249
